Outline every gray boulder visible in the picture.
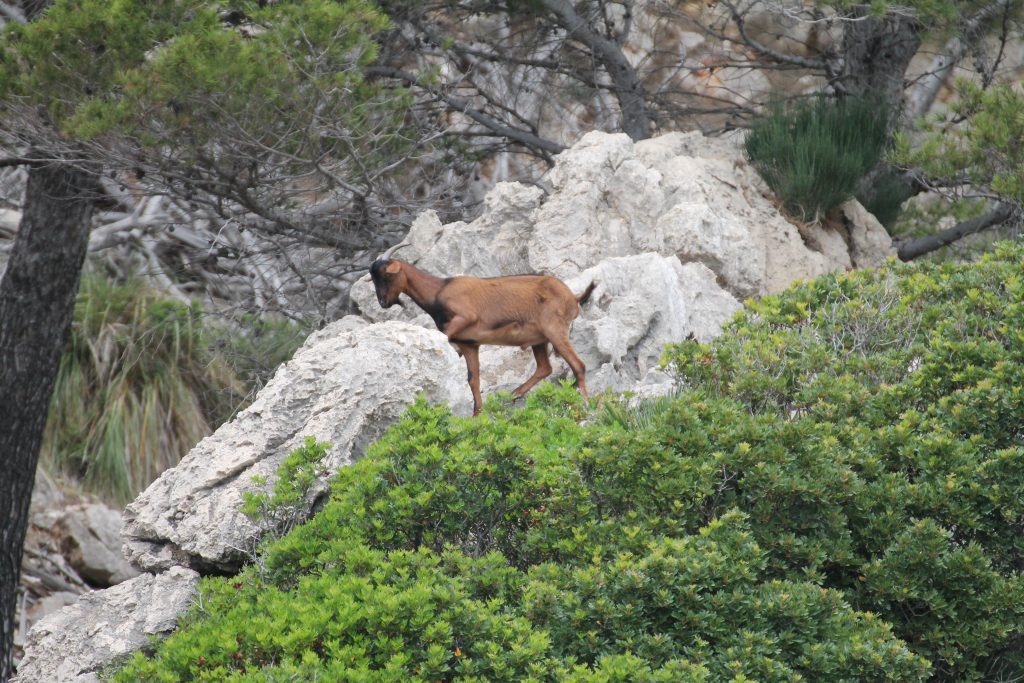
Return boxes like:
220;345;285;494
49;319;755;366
14;567;199;683
122;317;471;574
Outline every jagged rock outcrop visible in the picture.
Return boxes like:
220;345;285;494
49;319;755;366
351;130;891;394
353;131;893;306
121;318;470;574
19;130;894;679
14;567;199;683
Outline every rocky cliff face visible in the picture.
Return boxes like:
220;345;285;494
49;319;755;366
15;130;893;682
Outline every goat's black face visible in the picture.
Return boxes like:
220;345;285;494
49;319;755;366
369;259;402;308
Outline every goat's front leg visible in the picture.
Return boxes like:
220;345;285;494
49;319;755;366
512;343;553;398
455;343;483;416
444;313;477;343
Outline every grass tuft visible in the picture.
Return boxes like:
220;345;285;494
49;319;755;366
41;271;290;505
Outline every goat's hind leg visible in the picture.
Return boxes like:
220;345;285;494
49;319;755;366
512;343;553;399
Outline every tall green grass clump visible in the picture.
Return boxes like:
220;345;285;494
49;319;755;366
112;245;1024;682
42;272;247;504
745;94;889;221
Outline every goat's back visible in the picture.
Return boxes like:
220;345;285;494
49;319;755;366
442;274;579;320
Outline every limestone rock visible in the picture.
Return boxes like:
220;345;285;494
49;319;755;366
25;592;80;627
122;318;471;573
349;130;886;399
839;198;897;268
51;504;139;587
357;131;882;306
14;567;199;683
564;254;742;390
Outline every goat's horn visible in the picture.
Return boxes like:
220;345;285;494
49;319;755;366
378;241;411;262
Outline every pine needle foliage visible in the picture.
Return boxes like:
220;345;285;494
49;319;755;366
745;95;889;220
41;272;246;505
894;81;1024;209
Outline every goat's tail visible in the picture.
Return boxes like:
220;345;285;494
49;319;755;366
577;281;597;305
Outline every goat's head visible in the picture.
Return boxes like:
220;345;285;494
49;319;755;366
369;242;411;308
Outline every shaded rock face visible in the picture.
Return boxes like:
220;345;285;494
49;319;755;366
15;477;140;672
50;504;140;587
13;567;199;683
19;130;892;680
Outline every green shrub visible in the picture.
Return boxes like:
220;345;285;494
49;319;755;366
113;245;1024;682
662;243;1024;679
745;94;889;220
242;437;331;537
114;387;928;682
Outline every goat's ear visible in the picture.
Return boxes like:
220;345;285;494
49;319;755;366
385;260;402;275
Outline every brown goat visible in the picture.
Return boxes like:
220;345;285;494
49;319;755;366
369;243;595;416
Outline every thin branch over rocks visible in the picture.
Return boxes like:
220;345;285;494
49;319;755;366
896;204;1015;261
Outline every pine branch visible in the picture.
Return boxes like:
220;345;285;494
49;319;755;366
896;204;1014;261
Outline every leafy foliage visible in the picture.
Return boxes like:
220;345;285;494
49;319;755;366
0;0;392;140
114;392;928;681
242;437;331;538
0;0;423;243
745;95;890;220
663;243;1024;679
895;81;1024;209
113;244;1024;681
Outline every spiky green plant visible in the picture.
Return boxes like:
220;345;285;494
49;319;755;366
745;94;890;221
40;272;247;504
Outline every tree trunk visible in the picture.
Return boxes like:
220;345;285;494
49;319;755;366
540;0;652;141
835;6;923;221
0;160;94;681
837;6;922;121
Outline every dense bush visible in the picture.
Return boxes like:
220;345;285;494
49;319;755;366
113;245;1024;681
663;243;1024;679
745;95;889;220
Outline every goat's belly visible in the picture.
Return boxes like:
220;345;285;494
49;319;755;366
471;322;545;347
